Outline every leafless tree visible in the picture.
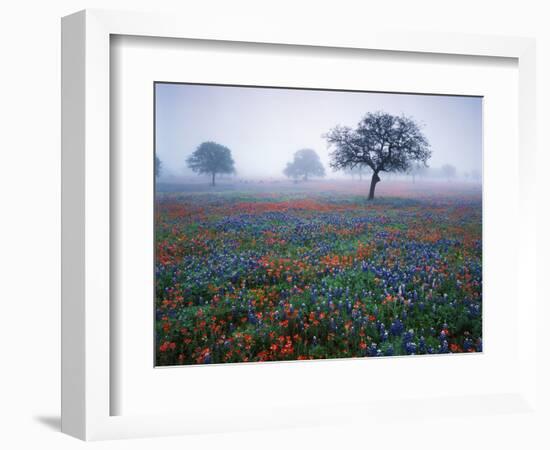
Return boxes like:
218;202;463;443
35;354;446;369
325;112;431;199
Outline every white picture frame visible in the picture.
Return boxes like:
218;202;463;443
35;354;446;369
61;9;538;441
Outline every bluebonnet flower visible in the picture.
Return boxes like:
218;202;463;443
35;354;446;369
418;336;426;353
404;341;417;355
390;319;404;336
367;343;380;357
463;338;473;351
403;329;414;343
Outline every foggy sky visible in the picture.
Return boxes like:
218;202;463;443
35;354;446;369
155;83;482;179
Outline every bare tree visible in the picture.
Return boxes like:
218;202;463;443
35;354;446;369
325;112;431;200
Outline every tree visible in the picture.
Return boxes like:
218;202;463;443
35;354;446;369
155;155;162;179
408;162;427;184
325;112;431;199
283;161;301;182
186;141;235;186
343;163;371;181
470;169;481;183
441;164;457;182
283;148;325;181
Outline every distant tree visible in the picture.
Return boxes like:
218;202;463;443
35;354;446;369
470;169;482;183
343;163;371;181
441;164;457;182
283;148;325;182
283;161;301;182
186;141;235;186
408;162;428;184
326;112;431;200
155;155;162;179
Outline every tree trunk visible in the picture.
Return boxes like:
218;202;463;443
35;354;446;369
211;172;216;186
368;172;380;200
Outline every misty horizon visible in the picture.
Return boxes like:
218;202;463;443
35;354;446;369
155;83;482;181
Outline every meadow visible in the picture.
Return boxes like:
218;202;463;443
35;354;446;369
155;181;482;365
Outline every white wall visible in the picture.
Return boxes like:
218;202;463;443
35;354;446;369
0;1;548;449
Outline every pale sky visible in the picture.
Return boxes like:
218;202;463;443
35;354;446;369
155;83;482;179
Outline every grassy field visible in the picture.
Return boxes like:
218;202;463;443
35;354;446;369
155;181;482;365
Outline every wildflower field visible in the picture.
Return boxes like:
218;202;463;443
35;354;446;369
155;182;482;365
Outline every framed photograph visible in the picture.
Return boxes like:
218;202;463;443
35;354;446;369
62;9;538;441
